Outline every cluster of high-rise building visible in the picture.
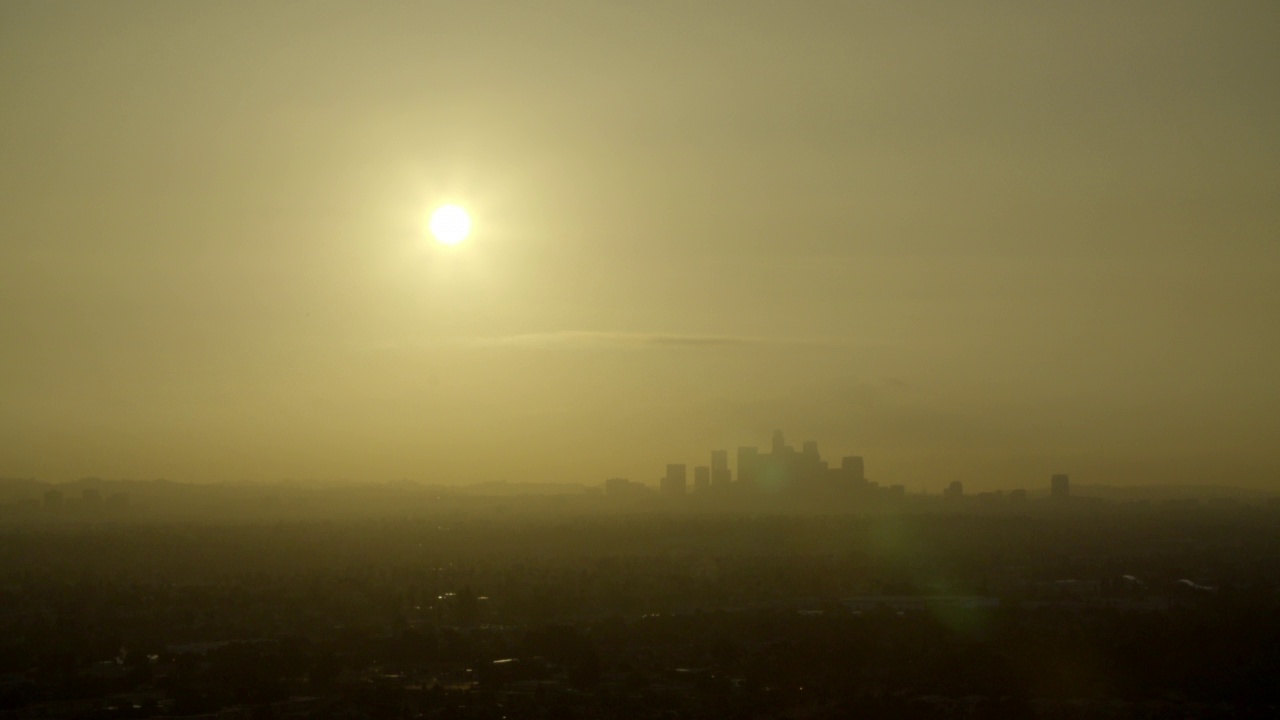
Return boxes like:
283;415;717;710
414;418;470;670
733;430;868;496
606;431;1074;506
609;430;904;502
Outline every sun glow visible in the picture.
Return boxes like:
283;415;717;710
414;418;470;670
428;204;472;245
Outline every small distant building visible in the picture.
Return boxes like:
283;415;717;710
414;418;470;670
1009;488;1028;502
605;477;647;498
944;481;964;500
1051;473;1070;499
661;464;687;496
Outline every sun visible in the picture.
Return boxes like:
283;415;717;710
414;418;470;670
428;204;472;245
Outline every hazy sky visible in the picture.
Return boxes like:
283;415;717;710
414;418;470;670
3;1;1278;490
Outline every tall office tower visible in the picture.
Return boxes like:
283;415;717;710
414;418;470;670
1051;473;1070;499
694;466;711;493
771;430;787;455
661;464;688;496
842;456;866;483
710;450;731;489
802;440;820;461
737;446;760;489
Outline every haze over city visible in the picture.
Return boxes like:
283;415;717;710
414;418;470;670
3;1;1278;491
9;5;1280;718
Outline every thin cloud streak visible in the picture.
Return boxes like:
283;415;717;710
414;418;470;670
458;331;863;350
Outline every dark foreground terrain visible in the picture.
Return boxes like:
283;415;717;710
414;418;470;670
2;504;1278;719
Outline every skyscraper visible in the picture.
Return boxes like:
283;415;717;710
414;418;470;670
771;430;787;455
737;446;759;489
842;456;866;484
694;466;711;493
710;450;731;489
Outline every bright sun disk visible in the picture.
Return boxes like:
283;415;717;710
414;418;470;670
428;204;472;245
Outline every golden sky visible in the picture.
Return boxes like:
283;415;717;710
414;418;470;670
2;1;1278;490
